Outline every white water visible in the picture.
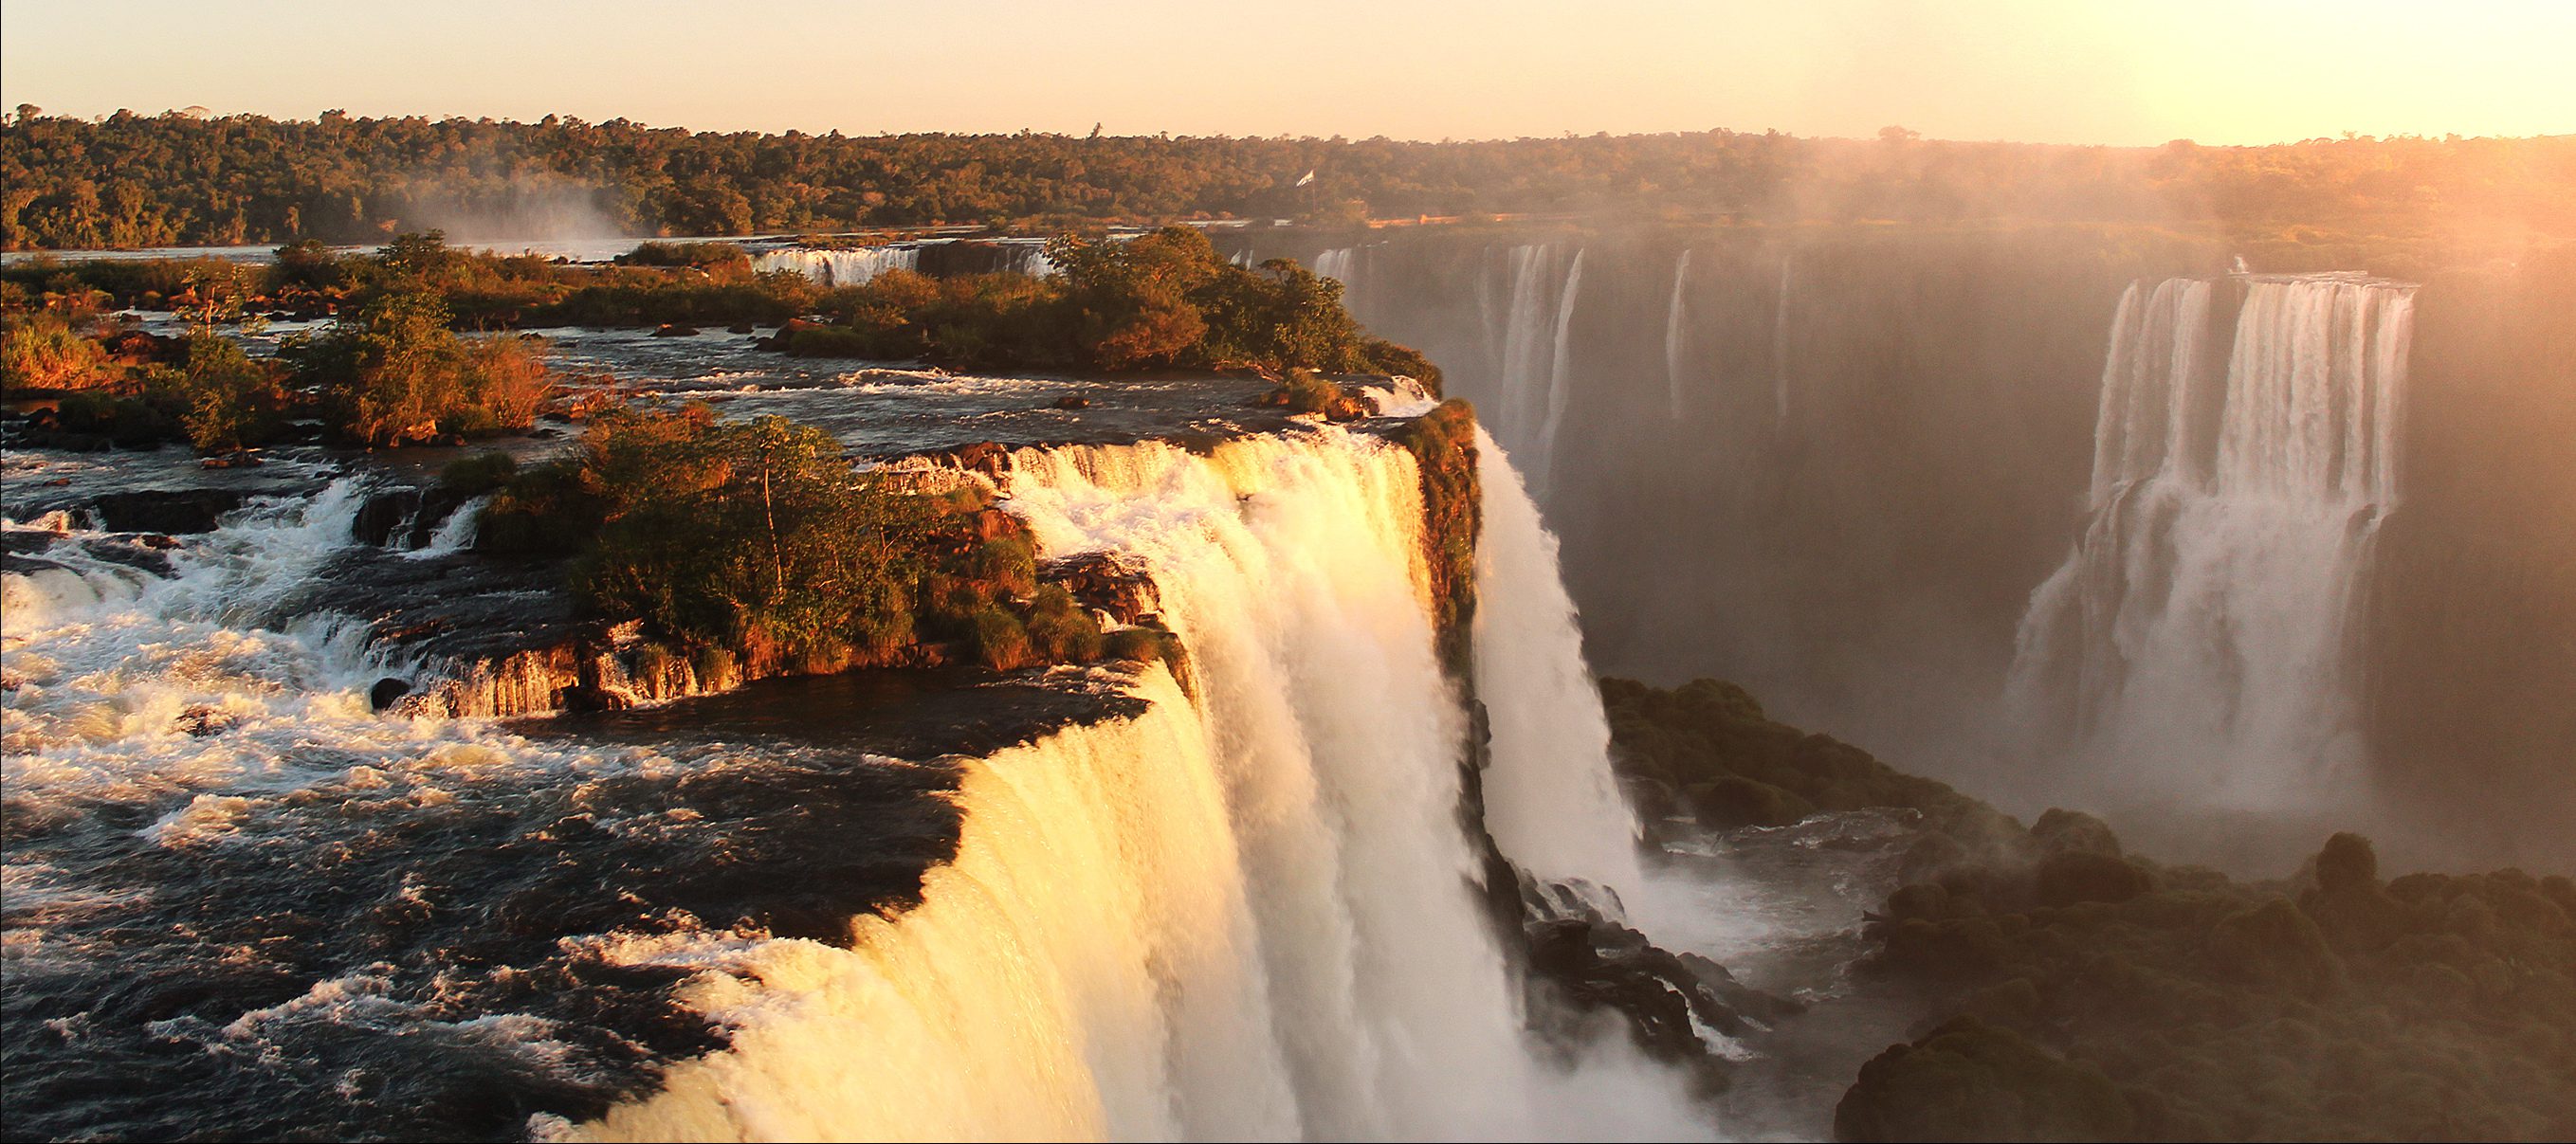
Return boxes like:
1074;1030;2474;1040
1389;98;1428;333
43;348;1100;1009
1663;249;1692;422
577;429;1708;1141
0;481;601;820
1471;429;1645;902
1313;245;1358;291
1770;257;1793;426
750;245;922;286
1479;245;1588;502
2006;273;2417;810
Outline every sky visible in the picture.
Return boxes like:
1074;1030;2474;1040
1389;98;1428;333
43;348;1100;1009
3;0;2569;146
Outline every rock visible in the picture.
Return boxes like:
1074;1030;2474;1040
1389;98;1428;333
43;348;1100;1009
941;442;1012;478
1051;392;1090;409
175;704;236;737
651;324;700;337
2033;850;2150;907
354;489;426;547
1521;879;1800;1076
1686;773;1817;828
1043;553;1160;625
2313;831;2378;893
1834;1016;2133;1142
727;323;756;335
2207;897;2346;997
2030;808;2123;858
82;489;247;535
370;678;412;711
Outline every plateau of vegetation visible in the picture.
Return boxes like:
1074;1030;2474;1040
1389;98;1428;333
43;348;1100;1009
1603;678;2576;1143
769;226;1438;383
468;407;1174;679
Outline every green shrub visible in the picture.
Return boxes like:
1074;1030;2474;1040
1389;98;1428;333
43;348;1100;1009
1;311;117;391
295;290;554;445
438;450;520;495
965;607;1033;671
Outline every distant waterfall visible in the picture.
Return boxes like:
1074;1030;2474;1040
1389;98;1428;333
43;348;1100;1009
750;245;921;286
1480;245;1587;501
1770;256;1793;425
580;431;1705;1141
1663;250;1692;421
2007;274;2417;809
996;238;1056;279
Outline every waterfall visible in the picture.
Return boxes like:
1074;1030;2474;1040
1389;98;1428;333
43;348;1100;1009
2006;273;2417;809
1662;250;1692;422
997;238;1056;278
1480;245;1587;502
1313;245;1369;314
1471;429;1645;901
750;245;922;286
575;430;1707;1141
1770;256;1793;426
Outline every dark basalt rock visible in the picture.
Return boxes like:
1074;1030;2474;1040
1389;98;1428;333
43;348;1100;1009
82;489;246;534
2;529;178;578
174;704;236;737
369;677;412;711
1835;1016;2132;1143
353;488;424;547
351;485;478;549
1043;553;1160;625
1521;877;1802;1086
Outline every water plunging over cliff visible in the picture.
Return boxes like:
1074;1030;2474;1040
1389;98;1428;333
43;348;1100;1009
749;245;921;286
575;430;1701;1141
1479;245;1587;500
2007;273;2417;810
1471;429;1645;900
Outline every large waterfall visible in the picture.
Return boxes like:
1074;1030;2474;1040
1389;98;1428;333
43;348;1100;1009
1472;428;1645;899
2007;273;2418;809
575;429;1699;1141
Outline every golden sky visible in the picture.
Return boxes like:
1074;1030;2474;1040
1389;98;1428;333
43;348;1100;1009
3;0;2568;145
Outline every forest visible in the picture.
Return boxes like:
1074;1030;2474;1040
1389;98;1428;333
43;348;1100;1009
4;107;2571;250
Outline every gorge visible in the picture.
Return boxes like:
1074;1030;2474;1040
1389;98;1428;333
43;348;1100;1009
5;209;2572;1140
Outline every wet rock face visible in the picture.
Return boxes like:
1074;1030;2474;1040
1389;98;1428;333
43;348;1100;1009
350;486;477;549
2;528;178;578
1520;878;1803;1088
81;489;247;534
1042;553;1160;626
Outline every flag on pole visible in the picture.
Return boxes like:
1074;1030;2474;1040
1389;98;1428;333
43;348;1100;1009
1294;169;1316;187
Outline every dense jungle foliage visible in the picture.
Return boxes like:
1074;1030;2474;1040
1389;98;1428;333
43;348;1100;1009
467;407;1171;678
772;226;1436;380
1603;678;2576;1143
4;108;2569;251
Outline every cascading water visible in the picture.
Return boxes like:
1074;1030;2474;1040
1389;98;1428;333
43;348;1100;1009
573;430;1707;1141
750;245;922;286
1471;429;1644;900
2006;273;2418;809
1479;245;1587;501
1663;250;1692;422
1769;256;1793;426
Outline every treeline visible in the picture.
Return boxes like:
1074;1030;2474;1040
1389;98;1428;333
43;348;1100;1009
5;107;2570;249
